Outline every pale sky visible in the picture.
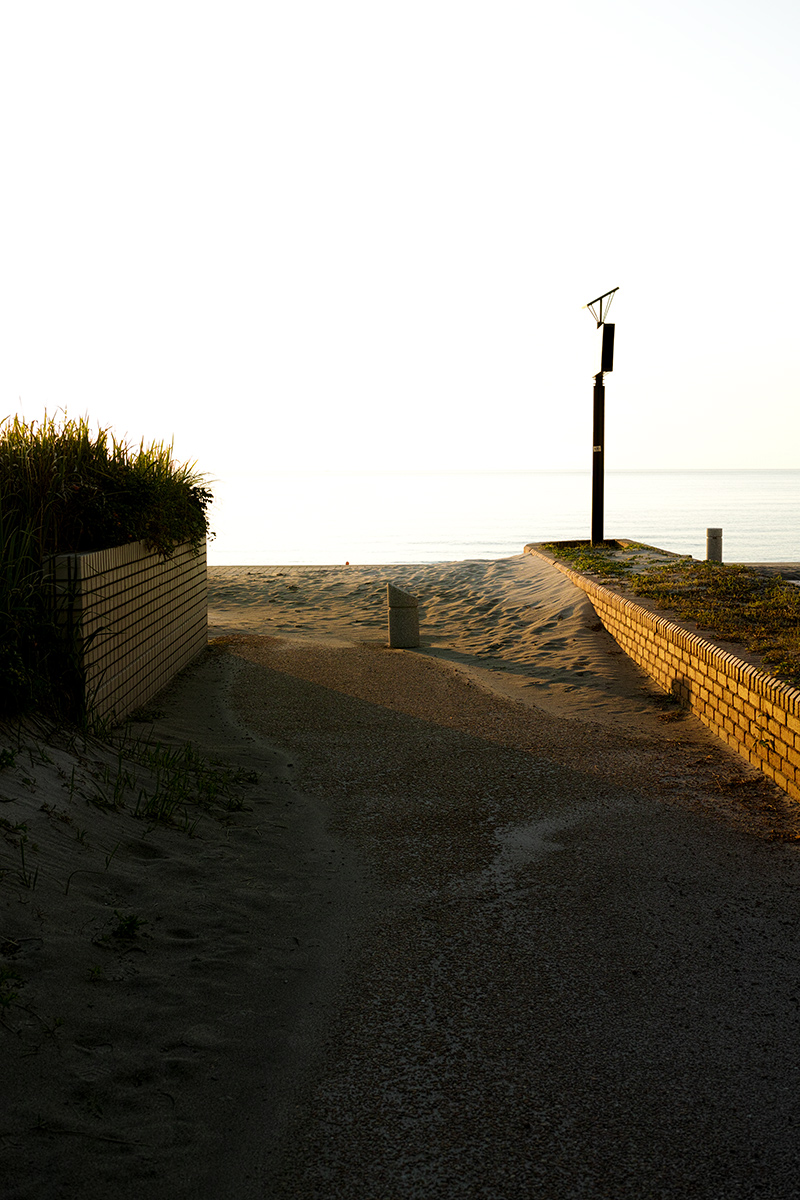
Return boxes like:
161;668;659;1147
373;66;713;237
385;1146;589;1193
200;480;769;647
2;0;799;490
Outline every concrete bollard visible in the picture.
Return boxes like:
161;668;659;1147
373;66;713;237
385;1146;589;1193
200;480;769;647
387;583;419;648
706;528;723;562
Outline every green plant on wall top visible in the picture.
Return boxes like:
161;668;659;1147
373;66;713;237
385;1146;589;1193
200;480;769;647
0;413;212;559
627;560;800;685
0;413;213;722
540;541;635;579
541;541;800;688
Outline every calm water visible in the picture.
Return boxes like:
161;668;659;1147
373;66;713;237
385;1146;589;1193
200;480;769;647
207;470;800;565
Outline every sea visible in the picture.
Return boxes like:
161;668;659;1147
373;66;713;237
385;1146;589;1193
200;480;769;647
207;470;800;566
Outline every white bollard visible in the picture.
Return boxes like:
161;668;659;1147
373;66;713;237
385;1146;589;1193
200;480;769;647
706;528;723;562
387;583;420;648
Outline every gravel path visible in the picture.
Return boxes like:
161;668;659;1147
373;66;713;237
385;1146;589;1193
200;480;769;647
222;636;800;1200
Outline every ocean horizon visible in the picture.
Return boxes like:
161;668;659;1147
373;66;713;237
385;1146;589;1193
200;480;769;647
206;469;800;566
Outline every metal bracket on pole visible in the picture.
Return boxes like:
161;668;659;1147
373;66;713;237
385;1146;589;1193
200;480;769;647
583;286;619;329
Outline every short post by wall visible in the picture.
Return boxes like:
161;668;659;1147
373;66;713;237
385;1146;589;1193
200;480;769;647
45;539;208;723
706;528;723;562
387;584;420;648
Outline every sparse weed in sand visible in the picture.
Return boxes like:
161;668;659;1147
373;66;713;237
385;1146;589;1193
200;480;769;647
45;728;260;834
119;737;258;827
0;817;28;843
0;962;25;1010
40;802;73;826
16;837;39;890
0;721;262;1045
109;910;145;941
0;721;259;908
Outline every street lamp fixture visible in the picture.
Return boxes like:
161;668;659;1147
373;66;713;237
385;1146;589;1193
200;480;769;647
583;287;618;545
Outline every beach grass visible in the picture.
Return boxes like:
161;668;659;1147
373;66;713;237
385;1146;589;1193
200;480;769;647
0;412;211;560
0;412;213;722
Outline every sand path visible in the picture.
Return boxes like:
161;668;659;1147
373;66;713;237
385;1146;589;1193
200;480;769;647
208;555;800;1198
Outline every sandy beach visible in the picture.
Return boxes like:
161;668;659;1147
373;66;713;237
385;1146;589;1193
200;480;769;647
208;554;701;731
3;552;800;1197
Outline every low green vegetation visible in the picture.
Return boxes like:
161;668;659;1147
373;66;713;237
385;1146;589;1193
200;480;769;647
0;413;212;722
628;561;800;685
108;732;258;830
542;542;800;688
540;540;642;578
2;722;259;852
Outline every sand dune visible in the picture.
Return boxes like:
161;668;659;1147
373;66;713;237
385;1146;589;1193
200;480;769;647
209;553;689;732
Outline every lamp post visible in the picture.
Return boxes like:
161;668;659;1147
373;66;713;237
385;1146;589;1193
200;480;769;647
583;287;618;545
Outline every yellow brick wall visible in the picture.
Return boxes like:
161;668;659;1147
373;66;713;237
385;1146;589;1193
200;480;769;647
45;540;207;723
527;549;800;801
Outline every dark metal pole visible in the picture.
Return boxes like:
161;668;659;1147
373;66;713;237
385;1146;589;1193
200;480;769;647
591;371;605;545
583;295;616;545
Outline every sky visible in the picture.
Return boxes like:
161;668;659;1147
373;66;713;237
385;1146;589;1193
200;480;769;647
1;1;799;508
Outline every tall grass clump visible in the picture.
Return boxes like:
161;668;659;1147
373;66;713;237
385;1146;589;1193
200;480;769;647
0;413;211;558
0;413;212;720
